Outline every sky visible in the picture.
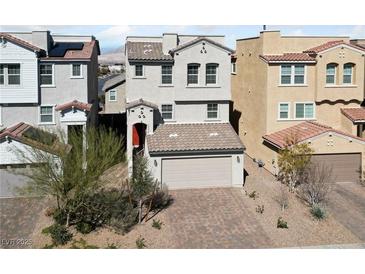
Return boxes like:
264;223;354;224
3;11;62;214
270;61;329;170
1;25;364;54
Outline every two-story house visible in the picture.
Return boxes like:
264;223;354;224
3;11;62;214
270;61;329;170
125;33;244;189
232;30;365;183
0;30;99;196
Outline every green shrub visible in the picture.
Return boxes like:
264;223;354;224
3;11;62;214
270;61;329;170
149;184;172;210
76;222;95;234
277;217;288;229
42;243;55;249
152;219;163;230
42;224;73;246
106;243;118;249
52;208;67;226
255;205;265;214
310;204;327;220
70;238;99;249
136;236;146;249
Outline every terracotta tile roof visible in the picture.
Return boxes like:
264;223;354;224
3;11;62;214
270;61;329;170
0;122;31;140
263;121;365;149
341;108;365;122
126;41;173;62
147;123;245;153
41;40;98;60
260;53;316;63
169;37;234;54
126;98;158;109
55;100;92;112
304;40;365;54
0;32;43;52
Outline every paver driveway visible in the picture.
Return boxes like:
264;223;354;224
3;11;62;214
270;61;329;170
327;182;365;242
165;188;273;248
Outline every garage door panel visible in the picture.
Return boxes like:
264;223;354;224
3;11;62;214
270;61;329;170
311;153;361;183
162;157;232;189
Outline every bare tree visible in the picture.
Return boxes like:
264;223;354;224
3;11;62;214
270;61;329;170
276;184;289;211
297;162;334;206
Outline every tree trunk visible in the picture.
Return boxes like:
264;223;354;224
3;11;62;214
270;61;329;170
138;199;142;224
66;212;70;227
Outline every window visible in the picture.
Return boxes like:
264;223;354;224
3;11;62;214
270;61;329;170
343;63;354;84
207;103;218;119
0;65;4;85
278;103;290;120
39;106;54;123
161;104;173;120
7;64;21;85
161;65;172;84
71;64;82;78
135;65;143;77
206;63;218;85
109;90;117;101
326;63;337;84
40;64;54;86
280;64;306;85
231;62;236;74
187;63;199;85
295;103;314;119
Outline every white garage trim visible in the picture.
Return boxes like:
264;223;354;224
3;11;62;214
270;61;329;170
161;156;232;189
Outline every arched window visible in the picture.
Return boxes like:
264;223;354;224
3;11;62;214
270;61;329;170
187;63;200;85
326;63;338;85
343;63;355;84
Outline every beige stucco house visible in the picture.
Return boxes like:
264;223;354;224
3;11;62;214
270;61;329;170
231;30;365;182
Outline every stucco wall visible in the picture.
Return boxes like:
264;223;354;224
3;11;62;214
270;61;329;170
104;83;126;114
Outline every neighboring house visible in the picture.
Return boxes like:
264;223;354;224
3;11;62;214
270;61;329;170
231;30;365;182
98;52;125;73
102;73;126;114
0;30;100;195
125;33;245;189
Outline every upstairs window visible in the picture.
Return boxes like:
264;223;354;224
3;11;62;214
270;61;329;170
207;103;218;119
161;104;173;120
0;65;4;85
71;64;82;78
206;63;218;85
278;103;290;120
187;63;199;85
135;64;143;77
295;102;315;119
109;90;117;101
280;64;306;85
161;65;172;84
231;62;236;74
40;64;54;86
343;63;354;84
326;63;337;84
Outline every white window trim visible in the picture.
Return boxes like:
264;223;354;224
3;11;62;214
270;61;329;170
206;63;219;85
160;103;174;121
109;90;117;102
0;63;22;87
277;102;291;121
134;64;145;78
187;63;200;86
70;63;83;79
40;63;55;87
231;62;237;74
38;105;56;125
0;106;2;126
294;102;316;120
161;65;173;86
206;103;220;120
279;64;307;86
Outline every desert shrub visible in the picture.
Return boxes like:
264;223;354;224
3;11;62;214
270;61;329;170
52;208;67;226
248;191;258;200
310;204;327;220
44;207;56;217
42;243;55;249
255;205;265;214
152;219;163;230
136;236;146;249
277;217;288;229
70;238;99;249
109;202;138;233
42;224;73;246
76;222;95;234
298;163;333;206
148;184;172;210
106;243;118;249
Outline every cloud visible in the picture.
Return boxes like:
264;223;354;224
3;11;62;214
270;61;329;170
96;25;132;42
348;25;365;38
286;28;305;36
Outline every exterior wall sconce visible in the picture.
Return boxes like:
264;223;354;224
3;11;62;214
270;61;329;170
237;156;240;163
154;160;158;167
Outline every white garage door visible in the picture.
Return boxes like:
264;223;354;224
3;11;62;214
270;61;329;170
162;156;232;189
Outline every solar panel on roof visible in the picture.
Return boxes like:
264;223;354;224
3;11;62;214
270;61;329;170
48;42;84;57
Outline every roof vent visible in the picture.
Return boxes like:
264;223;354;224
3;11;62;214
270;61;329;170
169;133;178;138
209;132;219;137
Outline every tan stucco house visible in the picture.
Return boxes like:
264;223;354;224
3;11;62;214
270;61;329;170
231;30;365;182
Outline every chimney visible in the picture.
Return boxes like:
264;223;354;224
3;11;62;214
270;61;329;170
162;33;178;54
31;31;51;52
